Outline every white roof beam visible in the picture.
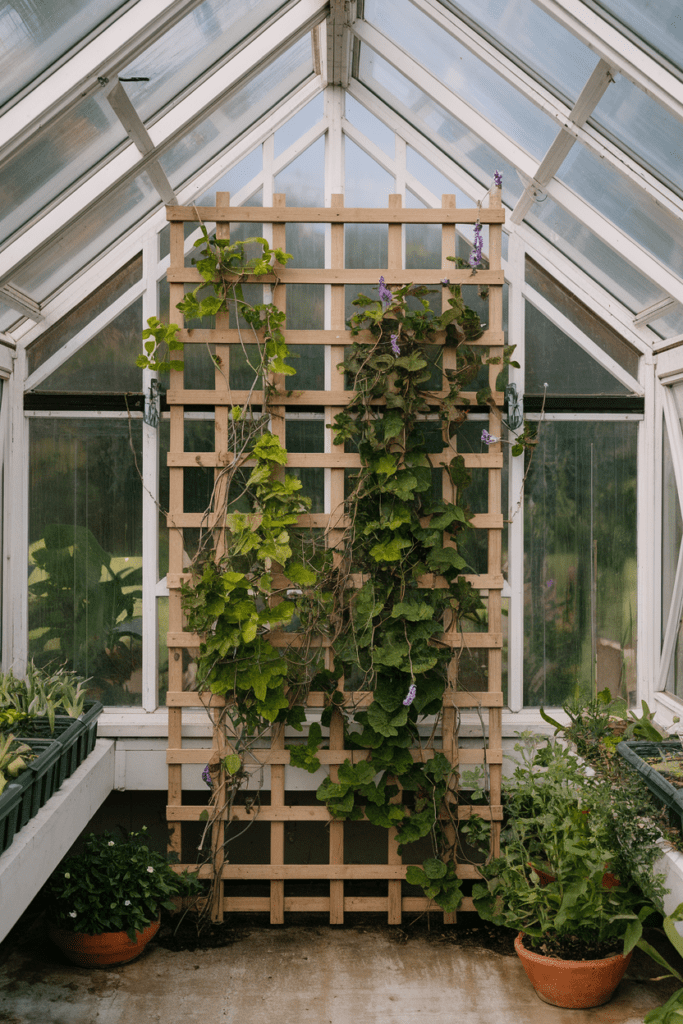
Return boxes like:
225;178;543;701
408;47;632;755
327;0;357;88
511;59;613;224
0;287;43;323
531;0;683;124
0;0;205;159
634;298;679;329
105;82;178;205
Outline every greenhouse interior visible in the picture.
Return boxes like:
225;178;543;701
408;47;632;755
2;0;683;1015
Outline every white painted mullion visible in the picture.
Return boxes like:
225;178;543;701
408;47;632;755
340;119;397;179
323;86;345;513
24;281;145;391
523;285;643;395
141;232;160;712
272;120;328;176
7;347;28;673
640;349;659;702
506;232;526;712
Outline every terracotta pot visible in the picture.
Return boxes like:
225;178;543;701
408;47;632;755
514;933;632;1008
49;916;160;968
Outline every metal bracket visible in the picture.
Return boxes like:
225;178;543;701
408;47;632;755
504;383;523;431
143;379;162;428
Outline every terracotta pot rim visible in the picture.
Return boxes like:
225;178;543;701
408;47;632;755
49;916;160;940
514;932;628;966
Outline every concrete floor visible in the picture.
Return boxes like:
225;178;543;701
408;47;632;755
0;913;679;1024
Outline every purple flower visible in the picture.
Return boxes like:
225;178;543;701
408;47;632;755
202;764;212;789
546;579;554;589
493;170;502;189
403;684;417;706
468;221;483;269
378;276;393;309
390;333;400;356
481;429;499;445
441;278;450;287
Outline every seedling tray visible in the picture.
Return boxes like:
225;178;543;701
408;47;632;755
0;782;23;854
617;739;683;832
16;701;103;785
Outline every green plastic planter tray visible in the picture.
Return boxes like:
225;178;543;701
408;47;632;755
617;739;683;832
14;737;64;829
0;782;23;854
16;701;103;786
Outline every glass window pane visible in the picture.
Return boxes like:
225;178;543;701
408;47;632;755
524;195;667;313
591;0;683;75
662;414;682;645
524;257;640;379
274;136;325;206
525;299;630;395
365;0;557;159
650;306;683;341
35;297;142;392
119;0;291;123
523;420;637;706
0;302;20;332
406;146;474;205
0;0;128;108
0;91;128;246
557;144;683;279
274;94;324;157
592;75;683;197
345;138;393;269
345;94;395;159
439;0;598;103
28;418;143;706
27;255;142;377
158;37;313;190
358;45;524;206
10;171;159;302
195;146;263;206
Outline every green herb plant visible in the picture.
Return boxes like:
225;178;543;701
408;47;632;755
0;733;33;793
0;662;88;733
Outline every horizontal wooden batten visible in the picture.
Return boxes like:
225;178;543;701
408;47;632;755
164;689;504;709
217;896;478;913
209;863;494;880
167;268;504;286
165;388;505;408
166;450;504;469
166;747;503;767
176;328;505;347
167;206;506;224
167;630;502;650
165;571;505;590
165;511;503;529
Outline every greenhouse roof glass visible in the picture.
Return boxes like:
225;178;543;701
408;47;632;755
0;0;682;343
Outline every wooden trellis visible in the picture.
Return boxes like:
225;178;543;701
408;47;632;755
165;193;505;924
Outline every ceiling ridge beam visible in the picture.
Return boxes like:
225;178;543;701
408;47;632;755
328;0;357;87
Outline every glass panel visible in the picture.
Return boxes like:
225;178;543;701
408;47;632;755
365;0;557;159
358;46;524;206
662;415;682;646
592;75;683;197
0;91;128;245
35;297;142;392
591;0;683;74
345;94;395;159
407;146;473;206
523;420;637;706
274;94;324;156
27;254;142;377
285;284;324;389
0;301;20;332
10;171;158;302
158;37;313;190
650;306;683;341
274;136;325;206
524;256;640;379
439;0;598;102
119;0;290;123
0;0;128;108
525;299;630;395
286;222;325;268
525;195;667;313
195;146;263;206
28;418;143;706
345;138;393;270
557;145;683;279
285;415;324;513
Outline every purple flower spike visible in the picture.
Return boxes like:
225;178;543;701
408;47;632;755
403;683;417;707
546;579;554;589
390;333;400;356
441;278;450;287
378;276;393;309
468;221;483;269
481;429;499;446
493;170;502;189
202;764;213;789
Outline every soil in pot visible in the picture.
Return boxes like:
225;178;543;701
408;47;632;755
514;933;632;1009
49;917;160;968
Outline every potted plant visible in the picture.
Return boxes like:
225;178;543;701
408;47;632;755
472;735;665;1008
43;828;201;967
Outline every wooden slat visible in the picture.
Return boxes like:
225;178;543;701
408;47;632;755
166;630;503;649
166;450;504;470
165;511;504;530
167;747;504;766
167;205;506;224
167;267;505;286
176;327;506;347
219;896;478;912
164;388;505;408
164;689;504;709
165;571;506;591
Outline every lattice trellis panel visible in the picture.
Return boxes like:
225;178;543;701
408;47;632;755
165;193;505;924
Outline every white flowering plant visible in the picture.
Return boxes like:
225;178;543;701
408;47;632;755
44;828;201;940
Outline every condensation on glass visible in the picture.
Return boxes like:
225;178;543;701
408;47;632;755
525;257;640;380
28;417;144;706
590;0;683;75
27;254;142;377
523;420;637;707
364;0;558;160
